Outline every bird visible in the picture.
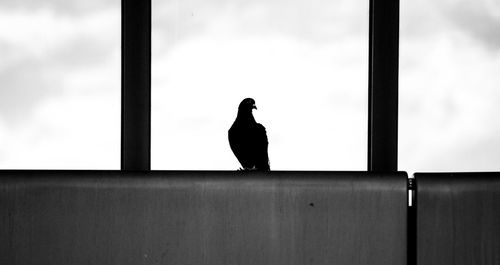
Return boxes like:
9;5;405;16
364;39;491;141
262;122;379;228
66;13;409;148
228;98;270;171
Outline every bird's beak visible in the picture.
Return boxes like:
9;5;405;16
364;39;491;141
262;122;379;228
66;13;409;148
252;104;257;110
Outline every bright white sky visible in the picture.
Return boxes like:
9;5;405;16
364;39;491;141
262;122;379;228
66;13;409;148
151;0;368;170
399;0;500;173
0;0;499;172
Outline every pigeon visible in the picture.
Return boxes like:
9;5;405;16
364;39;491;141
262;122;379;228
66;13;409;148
228;98;270;171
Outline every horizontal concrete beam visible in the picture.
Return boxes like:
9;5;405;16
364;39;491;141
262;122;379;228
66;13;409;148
0;171;407;265
416;172;500;265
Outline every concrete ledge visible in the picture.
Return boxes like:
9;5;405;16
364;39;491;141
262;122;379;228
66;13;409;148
1;171;407;265
416;172;500;265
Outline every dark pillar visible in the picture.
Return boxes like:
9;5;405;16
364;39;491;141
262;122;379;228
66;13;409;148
121;0;151;171
368;0;399;171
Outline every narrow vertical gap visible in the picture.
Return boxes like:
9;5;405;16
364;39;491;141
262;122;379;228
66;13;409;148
408;177;417;265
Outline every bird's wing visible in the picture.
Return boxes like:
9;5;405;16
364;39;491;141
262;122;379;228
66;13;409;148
228;127;253;169
255;123;270;170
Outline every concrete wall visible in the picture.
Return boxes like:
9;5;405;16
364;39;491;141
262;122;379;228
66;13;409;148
0;171;407;265
416;173;500;265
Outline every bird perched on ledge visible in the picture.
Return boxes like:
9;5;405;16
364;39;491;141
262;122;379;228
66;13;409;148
228;98;270;171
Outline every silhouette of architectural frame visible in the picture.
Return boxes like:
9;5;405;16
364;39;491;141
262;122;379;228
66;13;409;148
120;0;400;172
121;0;151;171
368;0;399;172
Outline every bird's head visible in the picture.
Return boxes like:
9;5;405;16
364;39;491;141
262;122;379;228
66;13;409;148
238;98;257;112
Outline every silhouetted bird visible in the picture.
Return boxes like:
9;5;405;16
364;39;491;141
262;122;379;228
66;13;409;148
229;98;270;171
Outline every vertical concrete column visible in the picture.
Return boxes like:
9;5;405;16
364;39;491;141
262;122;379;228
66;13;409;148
368;0;399;172
121;0;151;171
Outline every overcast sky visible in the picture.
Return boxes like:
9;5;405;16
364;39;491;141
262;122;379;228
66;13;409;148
151;0;368;170
0;0;499;172
0;0;120;169
399;0;500;173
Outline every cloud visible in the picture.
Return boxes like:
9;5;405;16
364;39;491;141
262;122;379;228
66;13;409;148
402;0;500;50
399;32;500;173
151;0;369;170
7;0;499;171
437;0;500;49
153;0;368;54
0;89;120;169
0;59;62;123
0;2;121;168
0;7;119;122
0;0;117;15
